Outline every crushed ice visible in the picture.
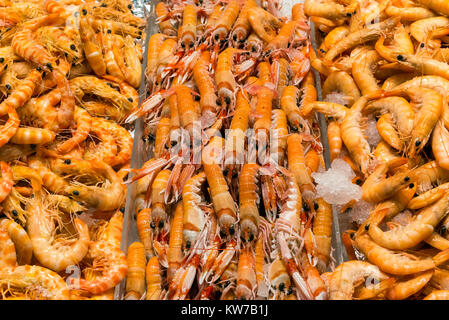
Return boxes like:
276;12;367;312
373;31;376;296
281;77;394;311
364;115;381;148
311;159;362;205
347;200;374;225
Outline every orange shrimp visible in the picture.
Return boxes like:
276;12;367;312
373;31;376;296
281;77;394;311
154;117;171;158
272;58;290;103
175;85;200;136
125;242;146;300
155;2;176;36
179;5;197;50
305;149;320;174
231;0;258;43
215;48;240;105
10;127;55;145
281;86;304;132
146;256;162;300
183;172;207;249
327;120;342;161
213;0;242;41
72;211;127;294
167;202;184;282
79;15;106;76
253;86;273;136
55;106;92;155
136;208;153;260
236;247;257;300
239;164;260;242
202;142;237;237
151;169;171;231
271;109;288;166
287;133;315;203
0;229;16;268
193;50;218;123
310;198;332;272
0;107;20;148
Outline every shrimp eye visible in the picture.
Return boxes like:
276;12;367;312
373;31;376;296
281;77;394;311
442;226;447;233
397;54;405;61
76;211;83;215
240;39;245;43
70;44;76;50
0;57;4;63
355;179;363;186
291;126;298;132
5;84;11;90
219;230;226;238
128;4;132;9
303;203;310;212
158;221;164;229
128;97;134;102
349;232;355;240
214;34;219;41
278;282;285;292
223;168;229;176
251;47;256;52
216;98;222;106
314;202;319;210
287;287;293;295
194;94;200;101
225;96;231;105
365;224;370;231
404;176;410;182
170;140;177;147
319;49;325;53
185;240;191;248
46;62;53;71
139;31;142;35
120;207;125;213
107;29;112;34
249;234;254;242
101;3;107;7
82;9;87;15
36;66;42;71
189;42;194;48
64;52;68;58
229;225;235;235
415;140;421;147
233;34;237;41
346;12;352;17
181;41;185;48
11;209;18;216
64;159;71;164
414;193;419;197
72;190;80;196
150;222;156;229
420;43;425;48
409;183;415;189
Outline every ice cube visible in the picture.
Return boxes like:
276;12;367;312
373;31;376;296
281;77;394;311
348;200;374;225
364;116;381;148
312;159;362;205
324;92;351;106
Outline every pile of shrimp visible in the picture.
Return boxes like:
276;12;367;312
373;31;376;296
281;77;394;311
123;0;336;301
304;0;449;300
0;0;145;300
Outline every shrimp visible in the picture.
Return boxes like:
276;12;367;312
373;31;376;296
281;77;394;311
322;71;360;107
10;127;55;145
323;17;399;65
0;228;16;268
327;121;342;161
253;86;273;136
280;86;304;131
386;3;435;22
424;290;449;300
231;0;257;43
0;219;32;265
268;256;293;299
202;145;237;237
376;114;403;151
367;192;449;250
239;164;260;242
183;172;207;250
213;0;242;42
308;198;332;273
247;7;283;43
175;84;200;136
146;33;166;88
396;54;449;81
55;106;92;155
0;161;13;203
355;233;444;275
168;202;184;282
151;169;171;231
179;5;196;50
155;2;176;36
308;101;348;122
352;50;381;95
271;109;288;165
193;50;217;124
125;242;146;300
319;26;349;57
73;211;127;295
287;133;315;202
136;208;153;260
304;0;352;20
215;48;240;105
236;247;257;300
328;260;389;300
146;256;162;300
26;195;90;272
340;96;372;175
361;158;412;203
0;265;70;300
410;16;449;49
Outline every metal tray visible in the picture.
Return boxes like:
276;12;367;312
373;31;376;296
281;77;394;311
115;1;346;299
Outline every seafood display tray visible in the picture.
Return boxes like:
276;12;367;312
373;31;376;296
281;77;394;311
115;0;346;299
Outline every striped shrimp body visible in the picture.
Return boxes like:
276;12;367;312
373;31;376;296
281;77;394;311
26;196;90;272
179;5;197;50
239;164;260;243
231;0;258;43
247;7;283;43
155;2;176;36
73;211;127;295
146;256;162;300
151;169;171;232
0;228;16;268
0;219;32;265
215;48;241;105
212;0;242;42
236;247;257;300
125;242;146;300
168;203;184;282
